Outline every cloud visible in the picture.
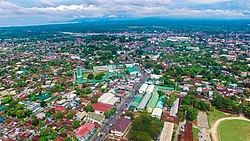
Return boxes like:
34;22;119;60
0;0;249;25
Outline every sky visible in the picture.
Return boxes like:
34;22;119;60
0;0;249;26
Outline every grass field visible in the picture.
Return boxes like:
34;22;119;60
218;120;250;141
192;127;199;141
207;110;235;128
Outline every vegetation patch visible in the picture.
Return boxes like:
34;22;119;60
218;120;250;141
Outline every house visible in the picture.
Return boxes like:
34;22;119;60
92;103;112;115
74;123;96;141
76;111;87;121
109;117;131;140
86;112;105;125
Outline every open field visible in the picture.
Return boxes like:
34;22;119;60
218;120;250;141
207;110;236;128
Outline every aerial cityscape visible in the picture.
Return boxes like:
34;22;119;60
0;1;250;141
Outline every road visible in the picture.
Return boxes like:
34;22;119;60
197;111;211;141
91;49;148;141
209;115;250;141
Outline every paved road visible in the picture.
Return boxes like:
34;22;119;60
209;115;250;141
197;111;211;141
91;50;148;141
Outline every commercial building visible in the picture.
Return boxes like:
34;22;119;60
146;85;155;94
160;122;174;141
137;93;152;111
128;94;143;111
139;84;148;94
98;93;119;106
146;93;159;113
152;96;165;119
109;117;131;140
92;103;112;115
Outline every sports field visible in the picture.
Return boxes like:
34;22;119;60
218;120;250;141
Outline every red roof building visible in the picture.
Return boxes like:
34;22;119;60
54;106;64;111
92;103;112;114
74;123;96;141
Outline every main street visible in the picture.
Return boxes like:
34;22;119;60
91;50;148;141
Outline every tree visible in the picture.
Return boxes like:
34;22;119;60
56;111;63;119
63;137;71;141
157;90;165;97
73;120;80;129
31;116;39;126
128;113;163;141
84;104;94;112
104;111;110;119
67;113;73;119
87;73;94;80
91;95;99;103
85;87;92;94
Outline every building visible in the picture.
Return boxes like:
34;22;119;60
109;117;131;140
86;112;105;125
170;98;179;117
152;96;165;119
146;85;155;94
76;111;87;121
92;103;112;115
137;93;152;111
98;93;119;106
128;94;143;111
139;84;148;94
74;123;96;141
160;122;174;141
178;122;193;141
77;68;83;84
146;93;159;113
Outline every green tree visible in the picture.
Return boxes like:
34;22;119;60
67;113;73;119
56;111;63;119
73;120;80;129
84;104;94;112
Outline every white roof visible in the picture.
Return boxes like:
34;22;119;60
98;93;114;103
137;93;151;110
146;85;155;94
107;97;119;105
160;122;174;141
98;93;118;105
139;83;148;94
170;98;179;116
152;108;163;118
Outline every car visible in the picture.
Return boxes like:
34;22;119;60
109;123;113;127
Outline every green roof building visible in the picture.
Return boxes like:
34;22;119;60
146;93;159;113
77;68;83;84
155;96;165;109
128;94;143;111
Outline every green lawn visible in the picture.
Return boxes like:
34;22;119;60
192;127;199;141
207;110;235;128
218;120;250;141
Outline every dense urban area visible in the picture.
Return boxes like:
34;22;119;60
0;19;249;141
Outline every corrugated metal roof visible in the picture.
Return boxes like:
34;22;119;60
137;93;151;110
146;93;159;108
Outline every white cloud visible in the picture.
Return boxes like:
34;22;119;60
0;0;249;26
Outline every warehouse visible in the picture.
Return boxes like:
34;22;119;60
160;122;174;141
98;93;119;106
151;96;165;119
137;93;152;111
146;85;155;94
139;83;148;94
128;94;143;111
146;93;159;113
170;98;179;116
